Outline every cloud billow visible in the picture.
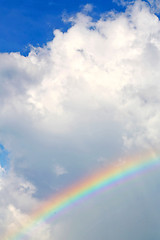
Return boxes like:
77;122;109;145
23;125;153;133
0;1;160;239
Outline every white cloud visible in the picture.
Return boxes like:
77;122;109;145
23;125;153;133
82;4;94;13
0;166;6;176
113;0;135;7
1;0;160;239
0;172;51;239
113;0;160;14
54;164;68;176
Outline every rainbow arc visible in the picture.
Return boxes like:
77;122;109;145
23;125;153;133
5;151;160;240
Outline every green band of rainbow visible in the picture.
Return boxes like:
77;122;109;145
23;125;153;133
5;152;160;240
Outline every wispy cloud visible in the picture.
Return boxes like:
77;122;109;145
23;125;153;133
54;164;68;176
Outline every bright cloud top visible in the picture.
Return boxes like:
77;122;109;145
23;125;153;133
1;1;160;239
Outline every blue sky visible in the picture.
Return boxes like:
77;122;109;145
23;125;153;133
1;0;160;239
0;0;157;54
1;0;159;55
0;0;125;54
0;144;9;170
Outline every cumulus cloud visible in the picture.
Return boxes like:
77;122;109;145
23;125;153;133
1;0;160;239
0;172;51;239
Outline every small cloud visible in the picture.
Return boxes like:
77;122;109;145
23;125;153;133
0;166;6;178
54;165;68;176
83;4;93;13
113;0;135;7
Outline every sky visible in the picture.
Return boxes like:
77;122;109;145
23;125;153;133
1;0;160;239
0;0;125;54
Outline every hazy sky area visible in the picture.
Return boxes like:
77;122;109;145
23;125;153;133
1;0;160;239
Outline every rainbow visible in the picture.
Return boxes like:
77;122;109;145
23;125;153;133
5;151;160;240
